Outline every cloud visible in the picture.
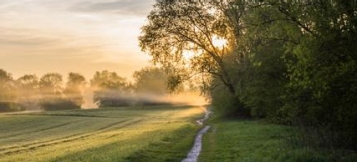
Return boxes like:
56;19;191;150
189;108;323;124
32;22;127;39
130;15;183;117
70;0;156;16
0;0;154;79
0;1;18;9
0;26;103;59
0;28;59;47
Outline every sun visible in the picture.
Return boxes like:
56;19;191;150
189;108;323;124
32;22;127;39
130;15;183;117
181;36;227;60
212;35;227;49
183;50;195;60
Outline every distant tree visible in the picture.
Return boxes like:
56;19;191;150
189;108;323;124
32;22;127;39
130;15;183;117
133;67;169;95
16;74;40;110
90;70;132;107
17;74;39;90
38;73;78;110
0;69;20;112
39;73;63;97
64;73;86;108
0;69;15;101
133;67;177;106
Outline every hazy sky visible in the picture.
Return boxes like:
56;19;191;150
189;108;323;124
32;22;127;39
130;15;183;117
0;0;156;80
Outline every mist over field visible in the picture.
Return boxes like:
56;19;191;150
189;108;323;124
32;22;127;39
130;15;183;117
0;67;207;112
80;88;207;109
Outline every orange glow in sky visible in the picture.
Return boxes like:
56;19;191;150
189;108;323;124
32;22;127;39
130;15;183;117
0;0;156;79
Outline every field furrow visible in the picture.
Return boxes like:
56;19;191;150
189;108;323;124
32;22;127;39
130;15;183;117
0;119;140;155
0;121;77;139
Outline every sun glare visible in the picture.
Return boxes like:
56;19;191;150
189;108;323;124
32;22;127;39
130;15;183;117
183;50;195;60
212;35;227;49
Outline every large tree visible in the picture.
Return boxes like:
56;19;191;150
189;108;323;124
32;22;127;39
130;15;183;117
139;1;242;95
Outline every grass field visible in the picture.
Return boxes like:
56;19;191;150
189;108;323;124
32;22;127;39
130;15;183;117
199;119;357;162
0;106;204;162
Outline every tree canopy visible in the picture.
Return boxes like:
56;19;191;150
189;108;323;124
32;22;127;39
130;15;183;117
39;73;63;97
140;1;238;94
0;69;19;111
90;70;132;107
133;67;169;95
141;0;357;150
64;73;86;108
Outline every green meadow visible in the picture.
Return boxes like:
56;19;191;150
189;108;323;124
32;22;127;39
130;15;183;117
200;119;357;162
0;106;203;162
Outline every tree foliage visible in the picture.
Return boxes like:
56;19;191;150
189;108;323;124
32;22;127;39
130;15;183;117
0;69;16;102
0;69;20;111
38;73;83;110
133;67;169;95
16;74;40;110
64;73;86;108
140;1;238;94
90;70;132;107
272;1;357;148
17;74;39;90
142;0;357;150
39;73;63;97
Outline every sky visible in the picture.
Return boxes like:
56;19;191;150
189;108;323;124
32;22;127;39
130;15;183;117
0;0;156;80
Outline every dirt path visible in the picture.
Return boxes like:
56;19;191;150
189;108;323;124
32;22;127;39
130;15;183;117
182;106;211;162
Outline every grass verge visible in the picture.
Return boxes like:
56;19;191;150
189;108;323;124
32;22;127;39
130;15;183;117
199;119;357;162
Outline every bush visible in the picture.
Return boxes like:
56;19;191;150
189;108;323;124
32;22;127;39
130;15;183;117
40;98;81;111
135;99;174;107
210;87;249;118
95;97;134;107
0;102;24;112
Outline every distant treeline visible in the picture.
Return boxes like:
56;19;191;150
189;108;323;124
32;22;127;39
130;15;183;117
0;67;171;112
140;0;357;151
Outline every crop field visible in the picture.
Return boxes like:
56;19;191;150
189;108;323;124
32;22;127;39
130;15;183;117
0;106;204;162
